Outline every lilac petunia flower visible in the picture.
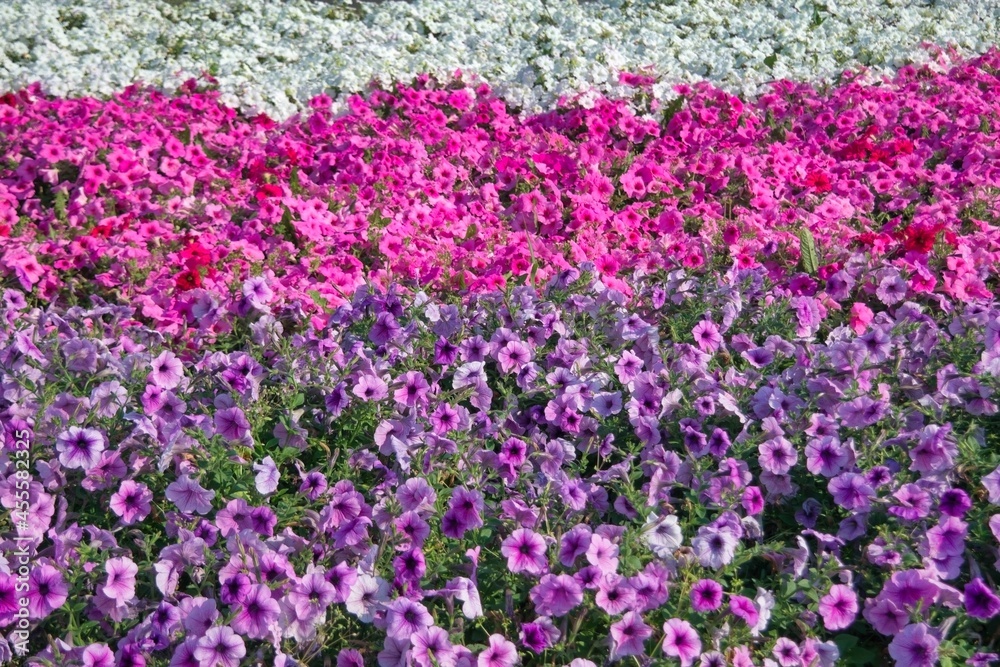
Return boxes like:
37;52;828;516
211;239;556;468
412;626;456;667
148;351;185;389
192;626;245;667
165;475;215;515
691;526;738;569
102;557;138;606
888;623;938;667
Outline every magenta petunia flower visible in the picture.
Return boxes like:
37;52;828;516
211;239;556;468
729;595;759;627
818;584;858;630
662;618;701;667
193;625;246;667
109;480;153;525
102;557;138;606
386;597;433;640
478;634;518;667
529;574;584;617
609;611;652;660
690;579;724;613
231;584;281;639
501;528;548;576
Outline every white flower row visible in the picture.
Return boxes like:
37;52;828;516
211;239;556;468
0;0;998;118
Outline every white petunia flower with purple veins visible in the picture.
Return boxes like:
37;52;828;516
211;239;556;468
55;426;106;471
90;380;128;419
253;456;280;495
345;573;390;623
642;513;683;559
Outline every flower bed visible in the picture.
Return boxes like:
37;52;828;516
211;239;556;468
1;51;999;344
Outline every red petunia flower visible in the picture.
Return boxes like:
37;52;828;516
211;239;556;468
175;269;202;291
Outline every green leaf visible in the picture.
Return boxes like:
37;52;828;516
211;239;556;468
764;53;777;68
289;166;303;195
464;223;478;242
833;634;859;653
290;393;305;409
798;227;819;275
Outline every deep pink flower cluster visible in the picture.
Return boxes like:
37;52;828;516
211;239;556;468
1;51;999;341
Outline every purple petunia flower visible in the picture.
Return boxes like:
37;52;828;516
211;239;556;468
530;574;584;617
214;407;251;442
965;578;1000;619
193;626;245;667
478;634;518;667
828;473;874;511
758;436;798;474
888;623;938;667
501;529;548;576
165;475;215;515
662;618;701;667
690;579;724;612
109;480;153;525
27;564;68;619
609;611;652;660
818;584;858;630
232;584;280;639
559;524;592;567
